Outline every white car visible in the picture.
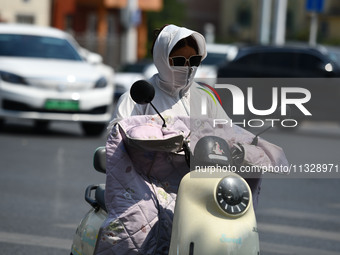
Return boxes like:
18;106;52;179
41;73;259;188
0;23;115;136
114;60;157;100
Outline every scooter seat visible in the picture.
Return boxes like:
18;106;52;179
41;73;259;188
95;184;107;212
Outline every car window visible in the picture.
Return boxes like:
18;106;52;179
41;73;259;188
0;34;82;61
261;52;296;69
225;51;301;77
234;52;260;66
202;53;227;66
297;53;325;74
218;52;262;77
328;50;340;66
119;62;150;73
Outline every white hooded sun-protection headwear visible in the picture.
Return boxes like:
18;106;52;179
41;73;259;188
152;24;207;96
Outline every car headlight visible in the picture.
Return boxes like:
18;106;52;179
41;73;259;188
0;71;28;85
325;63;333;72
95;77;107;88
215;175;250;216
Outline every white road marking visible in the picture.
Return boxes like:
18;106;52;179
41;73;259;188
259;208;340;224
258;223;340;242
261;241;340;255
0;231;72;250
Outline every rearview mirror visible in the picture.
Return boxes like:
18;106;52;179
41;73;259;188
130;80;155;104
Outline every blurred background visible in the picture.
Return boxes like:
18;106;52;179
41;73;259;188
1;1;340;255
2;0;340;68
3;0;340;100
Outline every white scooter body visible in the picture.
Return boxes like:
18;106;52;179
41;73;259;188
169;172;259;255
71;147;108;255
71;206;107;255
70;153;260;255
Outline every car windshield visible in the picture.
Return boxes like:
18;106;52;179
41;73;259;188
201;53;227;66
328;50;340;66
0;34;83;61
119;61;152;73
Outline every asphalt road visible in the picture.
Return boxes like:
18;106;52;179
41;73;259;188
0;119;339;254
256;121;340;255
0;120;107;254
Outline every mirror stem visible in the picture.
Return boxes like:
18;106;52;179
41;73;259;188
251;125;272;145
150;102;167;128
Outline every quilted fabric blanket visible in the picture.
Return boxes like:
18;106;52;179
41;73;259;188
94;115;288;255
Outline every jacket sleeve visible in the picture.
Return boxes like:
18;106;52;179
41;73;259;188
113;92;139;120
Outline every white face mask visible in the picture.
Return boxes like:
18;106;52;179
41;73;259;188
171;66;198;90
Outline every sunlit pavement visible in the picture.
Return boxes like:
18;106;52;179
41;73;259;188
0;120;339;254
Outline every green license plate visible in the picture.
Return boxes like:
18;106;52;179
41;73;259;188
45;99;79;111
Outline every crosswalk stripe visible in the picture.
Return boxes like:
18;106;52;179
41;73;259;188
258;223;340;242
0;231;72;250
258;208;340;223
261;241;340;255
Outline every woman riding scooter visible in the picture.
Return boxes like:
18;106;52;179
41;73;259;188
94;24;288;254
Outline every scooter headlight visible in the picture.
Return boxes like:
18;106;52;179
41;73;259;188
215;175;250;216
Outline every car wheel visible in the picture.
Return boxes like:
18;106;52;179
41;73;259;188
0;118;4;130
34;120;50;132
81;122;106;136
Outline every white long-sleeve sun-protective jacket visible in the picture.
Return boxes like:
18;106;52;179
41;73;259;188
112;24;230;123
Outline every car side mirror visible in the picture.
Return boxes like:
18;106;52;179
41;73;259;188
86;52;103;65
79;47;103;65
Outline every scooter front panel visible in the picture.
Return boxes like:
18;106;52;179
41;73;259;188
169;172;260;255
